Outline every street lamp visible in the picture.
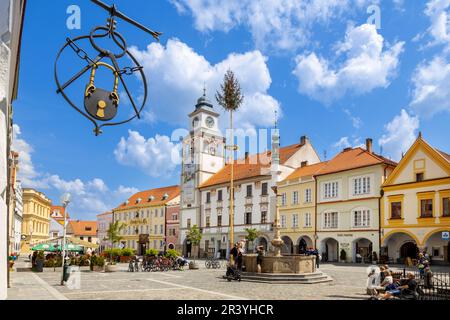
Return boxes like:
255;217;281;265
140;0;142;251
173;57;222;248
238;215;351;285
60;193;71;285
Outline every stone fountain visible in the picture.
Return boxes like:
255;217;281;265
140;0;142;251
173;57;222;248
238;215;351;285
241;187;332;284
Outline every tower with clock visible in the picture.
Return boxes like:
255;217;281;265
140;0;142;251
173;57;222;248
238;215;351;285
179;91;225;256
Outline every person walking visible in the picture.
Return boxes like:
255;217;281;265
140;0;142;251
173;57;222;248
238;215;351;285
256;245;264;273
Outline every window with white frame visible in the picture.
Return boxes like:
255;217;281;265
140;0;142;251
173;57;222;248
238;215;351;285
292;191;299;205
280;215;287;228
323;212;338;229
281;193;287;206
305;213;312;228
353;176;371;195
353;209;371;228
324;182;339;199
305;189;312;203
292;214;299;228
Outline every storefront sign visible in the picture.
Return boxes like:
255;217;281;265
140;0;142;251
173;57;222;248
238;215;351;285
443;231;449;240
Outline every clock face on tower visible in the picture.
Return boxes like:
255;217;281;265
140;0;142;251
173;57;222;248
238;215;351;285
205;116;215;128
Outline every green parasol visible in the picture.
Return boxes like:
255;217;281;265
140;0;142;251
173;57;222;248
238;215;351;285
31;243;58;252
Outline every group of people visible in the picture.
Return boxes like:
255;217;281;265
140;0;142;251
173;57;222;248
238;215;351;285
367;265;420;300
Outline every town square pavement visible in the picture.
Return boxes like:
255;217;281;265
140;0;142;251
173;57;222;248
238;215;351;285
7;258;450;300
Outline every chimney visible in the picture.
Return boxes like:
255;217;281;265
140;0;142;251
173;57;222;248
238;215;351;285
366;138;373;153
301;161;308;168
300;136;308;145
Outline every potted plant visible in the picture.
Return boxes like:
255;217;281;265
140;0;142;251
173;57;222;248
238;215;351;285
165;249;180;259
104;221;125;272
8;254;16;271
120;248;134;263
90;255;105;272
146;248;159;257
186;225;202;270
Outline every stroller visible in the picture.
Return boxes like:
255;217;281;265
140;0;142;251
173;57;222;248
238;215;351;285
226;265;241;282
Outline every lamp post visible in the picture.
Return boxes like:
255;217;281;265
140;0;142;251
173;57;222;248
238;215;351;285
60;193;71;285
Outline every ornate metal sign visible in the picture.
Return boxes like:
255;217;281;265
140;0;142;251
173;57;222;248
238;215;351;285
55;0;162;136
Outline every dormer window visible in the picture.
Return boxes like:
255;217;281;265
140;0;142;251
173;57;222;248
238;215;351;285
416;173;424;182
125;200;129;205
148;195;155;202
85;227;92;231
163;193;169;200
136;198;142;204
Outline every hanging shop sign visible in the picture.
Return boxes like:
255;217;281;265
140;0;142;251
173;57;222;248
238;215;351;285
55;0;162;136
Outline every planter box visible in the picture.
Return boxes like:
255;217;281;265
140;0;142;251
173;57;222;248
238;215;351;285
91;265;105;272
120;256;132;263
189;262;199;270
105;264;119;273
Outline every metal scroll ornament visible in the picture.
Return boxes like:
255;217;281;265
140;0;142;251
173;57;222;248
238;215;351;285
55;0;162;136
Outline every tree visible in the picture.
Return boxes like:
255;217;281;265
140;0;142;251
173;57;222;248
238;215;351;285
186;225;202;260
215;69;244;112
245;228;259;253
215;69;244;259
105;221;125;264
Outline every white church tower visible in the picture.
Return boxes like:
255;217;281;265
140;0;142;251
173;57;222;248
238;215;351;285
179;91;225;257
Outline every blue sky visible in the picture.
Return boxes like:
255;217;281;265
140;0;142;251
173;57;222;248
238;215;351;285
12;0;450;219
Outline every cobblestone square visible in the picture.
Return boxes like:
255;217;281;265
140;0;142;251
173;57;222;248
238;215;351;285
7;259;393;300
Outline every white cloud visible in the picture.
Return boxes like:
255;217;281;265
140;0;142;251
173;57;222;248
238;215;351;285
333;137;351;149
12;124;137;218
344;109;363;129
114;130;181;178
410;55;450;118
332;136;365;150
170;0;376;51
130;39;280;130
424;0;450;49
293;24;404;104
378;109;420;161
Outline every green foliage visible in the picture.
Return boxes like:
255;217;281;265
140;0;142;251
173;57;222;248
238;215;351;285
90;255;105;270
186;225;202;246
215;69;244;112
146;248;159;256
165;249;181;259
245;228;259;242
37;251;45;260
106;221;125;247
104;248;123;258
121;248;135;257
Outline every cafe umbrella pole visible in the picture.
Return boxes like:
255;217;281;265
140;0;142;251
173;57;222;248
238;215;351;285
60;193;71;285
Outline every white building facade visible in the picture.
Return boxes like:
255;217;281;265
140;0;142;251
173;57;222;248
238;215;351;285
97;212;112;253
179;94;225;257
197;126;321;258
1;0;26;300
12;181;22;254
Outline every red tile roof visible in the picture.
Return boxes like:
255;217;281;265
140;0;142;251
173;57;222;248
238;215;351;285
315;148;397;176
437;149;450;163
284;162;329;181
114;185;180;210
200;143;306;188
68;221;98;236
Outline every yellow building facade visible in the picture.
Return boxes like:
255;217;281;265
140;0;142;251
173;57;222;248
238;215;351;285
21;189;52;253
112;186;180;255
277;162;327;253
381;135;450;265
